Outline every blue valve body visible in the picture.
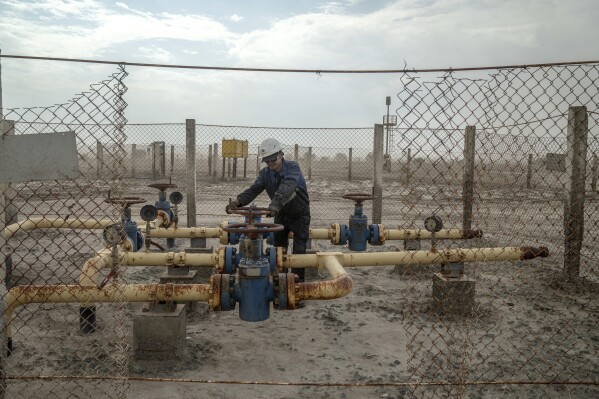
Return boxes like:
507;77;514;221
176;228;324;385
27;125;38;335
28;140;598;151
236;258;273;322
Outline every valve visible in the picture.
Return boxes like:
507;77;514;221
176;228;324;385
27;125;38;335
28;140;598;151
104;196;146;252
140;204;158;252
219;206;288;321
342;193;376;251
148;181;179;248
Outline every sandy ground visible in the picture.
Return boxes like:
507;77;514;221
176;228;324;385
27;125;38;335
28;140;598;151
2;177;598;399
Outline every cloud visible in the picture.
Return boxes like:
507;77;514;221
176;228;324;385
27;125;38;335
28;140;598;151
229;14;244;22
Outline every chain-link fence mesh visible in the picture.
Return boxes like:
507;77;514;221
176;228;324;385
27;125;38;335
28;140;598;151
0;62;597;398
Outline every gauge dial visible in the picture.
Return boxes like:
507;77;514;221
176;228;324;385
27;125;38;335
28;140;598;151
103;224;124;245
424;215;443;233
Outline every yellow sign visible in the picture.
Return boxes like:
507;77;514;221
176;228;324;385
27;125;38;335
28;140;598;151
222;139;249;158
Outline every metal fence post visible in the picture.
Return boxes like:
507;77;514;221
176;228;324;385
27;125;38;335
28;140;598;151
591;153;598;194
307;147;312;181
406;148;411;185
1;120;17;225
256;150;260;176
348;148;353;181
213;143;218;177
131;144;136;178
564;106;588;279
526;153;533;189
96;140;103;178
373;124;384;224
294;144;299;161
186;119;203;247
463;126;476;230
170;145;175;175
208;144;213;176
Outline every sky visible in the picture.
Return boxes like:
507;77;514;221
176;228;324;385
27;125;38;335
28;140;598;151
0;0;598;128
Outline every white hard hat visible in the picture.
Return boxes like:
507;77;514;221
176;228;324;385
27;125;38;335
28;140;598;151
259;138;283;162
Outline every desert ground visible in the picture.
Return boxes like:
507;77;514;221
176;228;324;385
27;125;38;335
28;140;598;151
2;176;597;399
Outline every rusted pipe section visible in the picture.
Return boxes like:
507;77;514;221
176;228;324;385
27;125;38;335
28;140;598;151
281;246;549;270
5;283;211;338
296;253;352;301
383;228;483;240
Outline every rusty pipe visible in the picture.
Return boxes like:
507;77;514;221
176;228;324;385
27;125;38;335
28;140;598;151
5;283;211;338
302;227;483;243
148;227;223;239
296;253;352;301
281;246;549;270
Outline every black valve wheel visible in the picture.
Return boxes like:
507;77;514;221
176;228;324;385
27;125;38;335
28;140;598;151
148;183;177;191
140;204;158;221
169;191;184;204
228;206;272;223
104;196;146;208
342;192;376;206
223;222;284;239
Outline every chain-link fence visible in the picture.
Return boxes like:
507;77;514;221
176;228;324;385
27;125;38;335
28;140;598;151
0;61;597;398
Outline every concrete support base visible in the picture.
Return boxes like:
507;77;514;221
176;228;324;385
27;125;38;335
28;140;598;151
133;303;186;360
432;273;475;315
394;239;422;275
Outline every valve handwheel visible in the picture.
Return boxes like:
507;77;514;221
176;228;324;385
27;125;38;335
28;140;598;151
223;222;284;239
104;196;146;208
342;192;376;206
148;183;177;191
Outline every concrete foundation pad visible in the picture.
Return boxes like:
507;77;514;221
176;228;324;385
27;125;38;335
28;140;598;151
432;272;475;315
133;303;186;360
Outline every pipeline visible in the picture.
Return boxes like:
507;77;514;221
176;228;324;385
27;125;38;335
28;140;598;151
5;283;211;339
297;253;352;301
2;217;157;239
281;246;549;270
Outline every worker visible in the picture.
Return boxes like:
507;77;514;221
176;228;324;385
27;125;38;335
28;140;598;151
226;138;311;283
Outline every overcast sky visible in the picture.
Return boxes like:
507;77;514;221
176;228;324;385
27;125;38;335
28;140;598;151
0;0;598;128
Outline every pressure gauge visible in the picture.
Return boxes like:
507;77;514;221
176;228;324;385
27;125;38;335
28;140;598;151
424;215;443;233
169;191;184;205
140;204;158;222
103;224;124;245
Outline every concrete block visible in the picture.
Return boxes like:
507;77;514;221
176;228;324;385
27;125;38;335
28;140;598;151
432;272;475;315
133;303;186;360
394;239;422;275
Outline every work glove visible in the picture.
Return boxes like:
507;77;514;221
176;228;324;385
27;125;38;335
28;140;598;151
225;198;241;214
267;204;279;218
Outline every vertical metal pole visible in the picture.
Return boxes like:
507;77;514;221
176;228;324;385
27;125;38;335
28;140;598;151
591;154;598;194
348;148;353;181
526;153;533;189
186;119;203;247
294;144;299;161
0;49;7;398
170;145;175;175
1;121;17;225
222;157;226;180
373;124;384;224
307;147;312;181
243;158;247;178
208;144;213;176
564;106;588;279
160;142;166;177
151;142;156;179
131;144;136;178
256;150;260;176
406;148;411;185
462;126;476;230
96;140;103;179
213;143;218;177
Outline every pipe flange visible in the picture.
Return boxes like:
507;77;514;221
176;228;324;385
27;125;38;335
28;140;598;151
286;273;297;310
219;221;229;245
215;247;226;273
331;223;341;245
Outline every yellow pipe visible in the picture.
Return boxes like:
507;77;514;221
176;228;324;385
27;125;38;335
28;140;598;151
148;227;223;239
383;228;483;240
2;217;155;239
123;251;219;267
281;246;549;270
5;283;211;338
305;226;483;243
297;253;352;301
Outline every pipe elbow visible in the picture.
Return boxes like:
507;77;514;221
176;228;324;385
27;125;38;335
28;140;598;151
297;274;352;301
